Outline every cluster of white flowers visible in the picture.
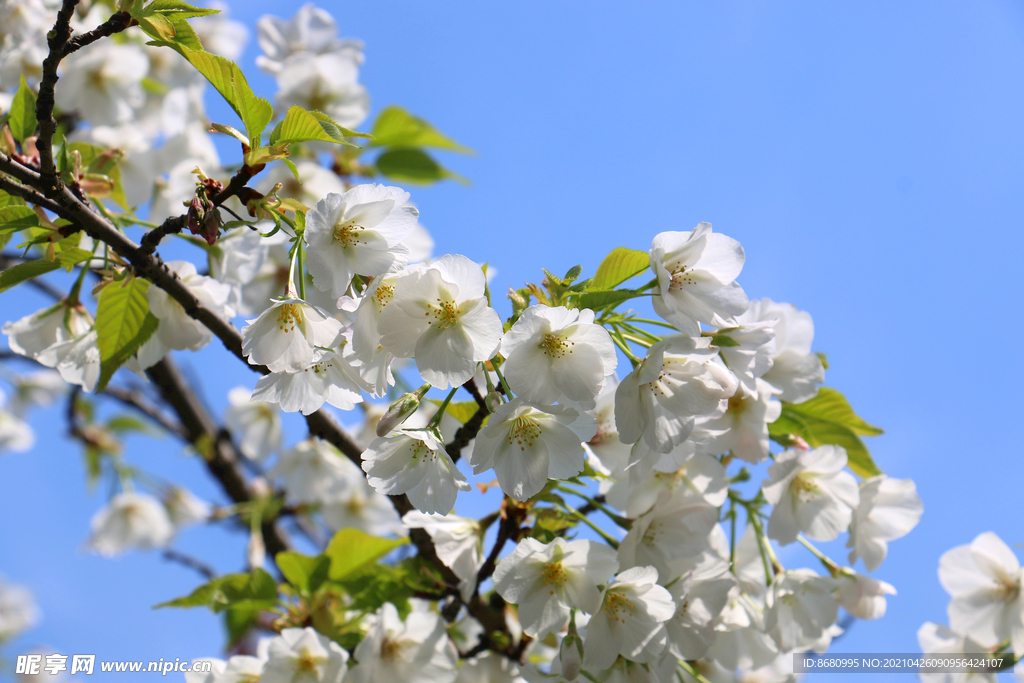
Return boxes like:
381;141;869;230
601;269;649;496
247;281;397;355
0;575;40;641
918;531;1024;683
0;3;948;682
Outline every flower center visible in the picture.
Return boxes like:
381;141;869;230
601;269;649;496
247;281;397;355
728;392;748;414
603;591;637;624
407;440;437;464
333;219;367;248
538;333;574;358
506;416;542;451
425;298;461;331
296;649;323;673
375;283;394;309
304;359;335;374
276;304;304;333
789;474;821;503
641;520;663;547
994;573;1021;603
540;561;567;594
669;263;696;291
381;638;406;662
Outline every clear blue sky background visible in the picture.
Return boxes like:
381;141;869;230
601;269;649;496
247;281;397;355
2;1;1024;681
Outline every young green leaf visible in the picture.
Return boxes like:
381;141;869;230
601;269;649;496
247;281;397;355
768;387;883;477
324;528;408;581
375;148;468;185
371;106;472;153
275;551;330;595
166;48;272;144
9;74;38;143
269;106;363;147
141;0;220;19
0;207;41;234
0;259;61;294
95;277;159;392
591;247;650;291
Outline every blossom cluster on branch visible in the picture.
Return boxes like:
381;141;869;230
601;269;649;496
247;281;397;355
1;2;1019;683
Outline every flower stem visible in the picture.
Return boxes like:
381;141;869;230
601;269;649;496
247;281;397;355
556;484;632;530
556;503;619;549
428;386;459;430
492;362;514;399
797;534;841;576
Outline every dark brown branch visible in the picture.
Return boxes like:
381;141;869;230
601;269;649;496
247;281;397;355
146;357;291;558
62;11;132;57
36;0;79;184
162;548;217;581
446;404;488;462
139;167;259;256
102;385;188;440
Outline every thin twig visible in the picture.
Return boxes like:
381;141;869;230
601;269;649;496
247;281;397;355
162;548;217;581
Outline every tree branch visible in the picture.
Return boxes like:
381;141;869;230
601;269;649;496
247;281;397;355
162;548;217;581
102;385;189;440
36;0;80;184
146;357;291;558
62;11;132;57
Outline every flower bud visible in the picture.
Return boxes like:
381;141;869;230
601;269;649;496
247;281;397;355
559;633;583;681
376;383;430;436
485;390;502;413
247;532;266;570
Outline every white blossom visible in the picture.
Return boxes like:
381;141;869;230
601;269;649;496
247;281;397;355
274;51;369;129
834;572;896;620
471;398;596;502
847;475;923;571
918;622;998;683
348;602;458;683
762;445;859;545
270;438;355;504
697;379;781;464
764;570;839;652
321;478;404;538
241;297;343;373
305;185;419;299
710;320;776;398
650;223;748;335
500;305;618;408
4;369;65;417
163;487;212;529
607;453;728;518
0;393;34;453
262;627;348;683
939;531;1024;655
251;338;368;415
403;511;483;601
0;576;40;640
615;335;738;453
617;492;719;582
583;566;676;670
256;3;364;75
224;386;283;461
86;492;174;556
663;571;735;661
55;42;148;124
139;261;234;368
378;254;503;389
3;301;100;391
745;299;825;404
361;429;470;514
493;537;618;639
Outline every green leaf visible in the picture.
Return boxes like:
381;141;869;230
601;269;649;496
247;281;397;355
0;206;40;234
0;259;61;294
425;399;483;425
269;106;362;147
371;106;471;153
375;148;468;185
0;191;26;208
276;551;330;594
576;288;644;312
155;570;278;613
56;247;93;271
142;0;219;19
325;528;408;581
591;247;650;291
223;608;258;648
335;564;413;615
69;142;129;209
768;387;883;477
9;75;38;143
95;277;159;393
168;48;272;143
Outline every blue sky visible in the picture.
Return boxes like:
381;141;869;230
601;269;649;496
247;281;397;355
2;1;1024;681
